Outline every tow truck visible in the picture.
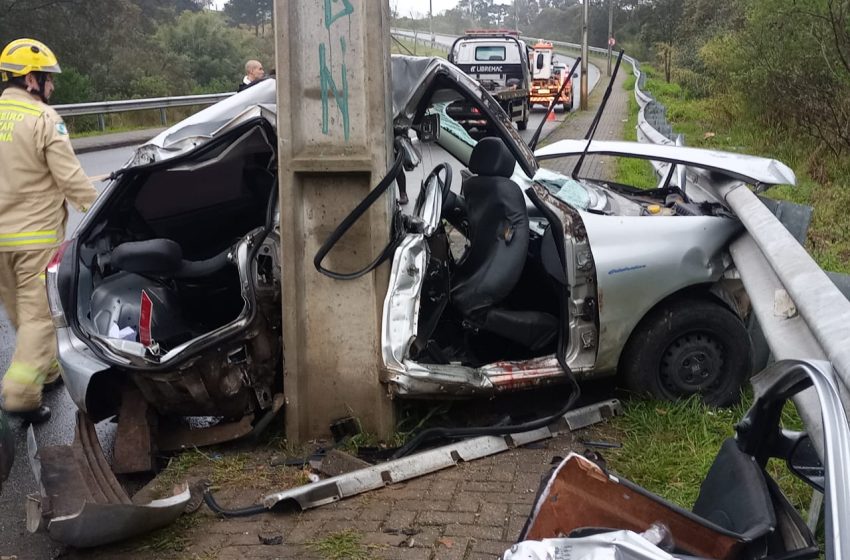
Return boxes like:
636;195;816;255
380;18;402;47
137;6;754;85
447;29;531;130
529;40;572;111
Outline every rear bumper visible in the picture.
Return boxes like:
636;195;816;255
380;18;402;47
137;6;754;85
56;326;111;417
26;413;190;547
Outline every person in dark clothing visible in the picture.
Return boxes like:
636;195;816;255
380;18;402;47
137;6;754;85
238;59;264;92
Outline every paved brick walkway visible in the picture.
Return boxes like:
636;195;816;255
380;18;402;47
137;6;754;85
540;64;630;182
62;67;632;560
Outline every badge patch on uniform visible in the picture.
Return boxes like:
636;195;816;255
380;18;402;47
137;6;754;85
56;122;68;135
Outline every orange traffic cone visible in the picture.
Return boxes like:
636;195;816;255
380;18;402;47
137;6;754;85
547;107;556;121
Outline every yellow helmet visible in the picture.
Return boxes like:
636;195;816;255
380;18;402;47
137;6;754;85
0;38;62;82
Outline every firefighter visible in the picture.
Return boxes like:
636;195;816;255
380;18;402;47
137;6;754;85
0;39;98;423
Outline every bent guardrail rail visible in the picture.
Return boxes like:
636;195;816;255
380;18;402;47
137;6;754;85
625;49;850;465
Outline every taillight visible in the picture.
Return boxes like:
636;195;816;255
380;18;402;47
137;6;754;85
46;240;72;322
46;240;70;274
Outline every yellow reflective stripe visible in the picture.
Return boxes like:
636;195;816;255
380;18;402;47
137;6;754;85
38;273;46;281
0;230;58;247
0;99;43;115
0;106;40;118
4;362;42;385
0;239;58;247
0;105;41;117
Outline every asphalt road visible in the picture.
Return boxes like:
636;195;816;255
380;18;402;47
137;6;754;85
0;146;135;560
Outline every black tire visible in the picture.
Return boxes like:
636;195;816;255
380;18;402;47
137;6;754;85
517;101;528;130
619;297;752;407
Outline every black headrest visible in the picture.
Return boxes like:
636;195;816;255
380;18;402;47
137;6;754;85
469;137;516;178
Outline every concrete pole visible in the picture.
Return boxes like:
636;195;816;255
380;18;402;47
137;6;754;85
274;0;396;443
514;0;519;31
580;0;589;110
607;0;614;76
430;0;435;48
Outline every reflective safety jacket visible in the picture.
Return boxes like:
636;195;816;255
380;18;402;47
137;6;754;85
0;87;97;252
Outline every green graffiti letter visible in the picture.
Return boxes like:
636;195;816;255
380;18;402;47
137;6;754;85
324;0;354;29
319;38;350;141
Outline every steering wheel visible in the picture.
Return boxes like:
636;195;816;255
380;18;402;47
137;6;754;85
418;162;453;212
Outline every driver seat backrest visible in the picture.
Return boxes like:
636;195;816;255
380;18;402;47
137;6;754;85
450;139;558;352
451;137;529;317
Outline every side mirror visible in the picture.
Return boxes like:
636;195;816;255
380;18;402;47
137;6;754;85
536;53;544;70
418;113;441;144
787;433;824;493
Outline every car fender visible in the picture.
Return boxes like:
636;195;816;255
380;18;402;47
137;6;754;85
582;211;743;373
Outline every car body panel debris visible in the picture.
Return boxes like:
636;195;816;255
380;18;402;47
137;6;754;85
26;412;190;548
505;359;850;559
258;399;622;512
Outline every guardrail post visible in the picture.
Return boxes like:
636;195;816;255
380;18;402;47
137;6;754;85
275;0;396;443
97;114;106;131
159;108;168;126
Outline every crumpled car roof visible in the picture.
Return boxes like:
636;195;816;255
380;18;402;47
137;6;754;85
146;56;450;153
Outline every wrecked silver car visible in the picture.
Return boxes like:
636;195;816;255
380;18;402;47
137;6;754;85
46;88;284;462
504;359;850;559
327;57;796;407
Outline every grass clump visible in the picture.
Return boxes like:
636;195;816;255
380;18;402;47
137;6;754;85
307;530;381;560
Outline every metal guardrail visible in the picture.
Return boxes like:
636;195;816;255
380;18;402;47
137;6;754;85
54;92;233;130
626;52;850;458
391;31;449;54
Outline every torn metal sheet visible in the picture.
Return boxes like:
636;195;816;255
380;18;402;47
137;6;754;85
260;399;622;512
27;411;190;548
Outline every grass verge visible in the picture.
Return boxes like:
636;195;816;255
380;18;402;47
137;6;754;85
615;73;657;189
633;64;850;273
591;395;814;517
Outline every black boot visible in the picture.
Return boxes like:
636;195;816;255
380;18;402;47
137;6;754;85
8;405;51;425
398;191;409;205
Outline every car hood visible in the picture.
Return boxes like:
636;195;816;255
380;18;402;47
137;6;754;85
536;140;797;187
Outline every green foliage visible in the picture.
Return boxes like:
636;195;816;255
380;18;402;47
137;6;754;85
0;2;274;102
156;11;247;91
51;67;94;104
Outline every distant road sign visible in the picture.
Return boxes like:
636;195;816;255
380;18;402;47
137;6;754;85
608;37;616;47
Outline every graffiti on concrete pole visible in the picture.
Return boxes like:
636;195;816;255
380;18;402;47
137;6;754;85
319;0;354;141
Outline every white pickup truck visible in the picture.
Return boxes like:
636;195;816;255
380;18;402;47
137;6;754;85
447;29;531;130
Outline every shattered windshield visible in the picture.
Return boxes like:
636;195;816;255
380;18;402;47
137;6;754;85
533;168;595;210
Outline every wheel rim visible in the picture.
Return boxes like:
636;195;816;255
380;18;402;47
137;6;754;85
659;332;725;397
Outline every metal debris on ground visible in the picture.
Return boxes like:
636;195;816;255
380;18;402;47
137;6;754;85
203;399;622;517
25;412;190;548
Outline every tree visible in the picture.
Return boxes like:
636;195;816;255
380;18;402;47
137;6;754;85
224;0;272;36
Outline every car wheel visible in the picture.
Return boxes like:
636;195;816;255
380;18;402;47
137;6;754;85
620;298;752;407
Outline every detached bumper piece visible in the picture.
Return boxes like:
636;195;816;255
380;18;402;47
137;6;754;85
26;411;190;548
257;399;622;513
